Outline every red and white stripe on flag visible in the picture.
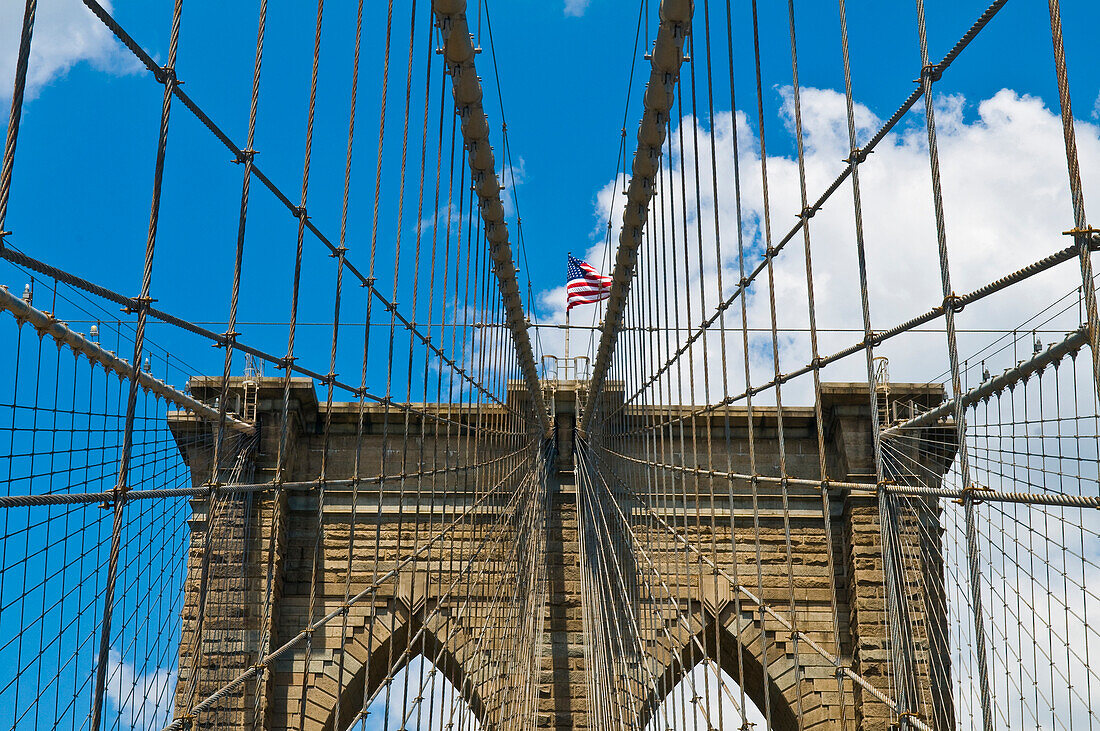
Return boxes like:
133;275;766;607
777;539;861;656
566;254;612;311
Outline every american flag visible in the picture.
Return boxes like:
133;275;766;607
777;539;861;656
566;254;612;311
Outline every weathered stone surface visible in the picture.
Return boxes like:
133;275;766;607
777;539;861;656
168;378;954;731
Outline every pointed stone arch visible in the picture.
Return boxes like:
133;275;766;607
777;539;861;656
643;659;767;731
638;615;808;731
349;654;484;731
282;601;495;731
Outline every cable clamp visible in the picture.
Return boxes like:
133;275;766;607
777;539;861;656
331;245;347;258
215;330;239;349
1062;226;1100;244
798;205;818;220
250;661;266;675
845;146;871;165
917;63;942;83
863;330;881;347
765;246;778;259
100;486;122;509
363;276;376;289
279;355;297;370
121;295;156;316
0;230;11;239
233;148;257;165
942;292;964;313
955;482;993;505
153;65;177;85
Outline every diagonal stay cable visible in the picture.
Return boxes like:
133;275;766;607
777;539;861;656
588;0;1010;427
0;249;520;437
583;0;695;427
431;0;550;432
577;436;935;731
609;242;1095;438
0;286;253;434
157;447;535;730
53;0;522;421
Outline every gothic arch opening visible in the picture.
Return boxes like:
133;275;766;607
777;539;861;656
644;662;767;731
344;655;481;731
325;612;490;731
638;620;801;731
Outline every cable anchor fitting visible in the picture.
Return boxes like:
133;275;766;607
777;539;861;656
1062;226;1100;245
942;292;964;313
917;63;942;84
955;482;993;505
234;148;257;165
121;294;156;315
153;65;177;86
214;330;239;349
845;147;872;165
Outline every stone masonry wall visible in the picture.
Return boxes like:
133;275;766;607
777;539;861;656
168;379;954;731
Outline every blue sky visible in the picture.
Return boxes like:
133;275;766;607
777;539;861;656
3;0;1099;392
3;2;1100;728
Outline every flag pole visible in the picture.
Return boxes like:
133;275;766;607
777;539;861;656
564;308;570;380
565;252;570;380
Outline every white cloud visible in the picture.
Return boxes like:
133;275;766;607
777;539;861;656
538;87;1100;409
564;0;591;19
499;156;527;218
105;649;176;730
0;0;139;102
551;86;1100;728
